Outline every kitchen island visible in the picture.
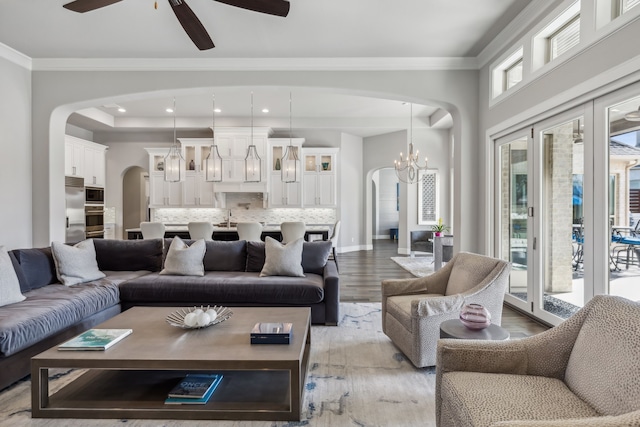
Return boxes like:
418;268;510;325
125;225;330;241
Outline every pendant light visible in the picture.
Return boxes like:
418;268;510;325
394;103;427;184
164;97;185;182
281;91;299;183
205;95;223;182
245;92;262;182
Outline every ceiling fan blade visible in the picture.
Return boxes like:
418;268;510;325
63;0;123;13
214;0;290;17
169;0;215;50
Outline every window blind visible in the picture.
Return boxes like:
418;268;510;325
549;16;580;60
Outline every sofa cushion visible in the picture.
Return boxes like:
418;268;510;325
0;247;25;307
260;237;305;277
118;271;324;305
51;240;106;286
94;238;163;272
164;239;247;272
160;237;206;276
8;250;30;293
246;241;267;272
0;280;120;357
10;247;58;290
301;241;332;275
247;240;330;274
440;371;599;426
102;270;154;285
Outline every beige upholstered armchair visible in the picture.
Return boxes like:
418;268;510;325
436;295;640;427
381;252;510;368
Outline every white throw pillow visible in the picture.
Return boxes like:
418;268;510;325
260;237;305;277
0;246;26;307
51;240;106;286
160;236;206;276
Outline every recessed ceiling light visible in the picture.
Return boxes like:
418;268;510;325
166;108;174;113
117;107;126;113
262;108;269;113
214;108;221;113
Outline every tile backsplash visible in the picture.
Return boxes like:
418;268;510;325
152;204;336;225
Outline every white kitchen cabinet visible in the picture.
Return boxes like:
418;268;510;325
145;148;182;207
83;145;107;187
302;148;339;207
183;174;217;207
64;139;84;177
210;128;269;183
267;138;304;208
148;173;182;207
65;135;107;186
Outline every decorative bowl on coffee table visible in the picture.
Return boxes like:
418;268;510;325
166;305;233;329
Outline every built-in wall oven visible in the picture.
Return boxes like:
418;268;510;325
85;205;105;239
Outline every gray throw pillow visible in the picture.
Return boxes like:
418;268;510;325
0;246;26;307
160;236;206;276
51;240;106;286
260;237;305;277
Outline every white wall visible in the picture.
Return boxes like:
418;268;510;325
28;69;480;252
339;132;364;252
0;56;31;249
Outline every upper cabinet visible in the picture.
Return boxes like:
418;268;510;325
65;135;107;188
302;148;339;207
267;138;304;208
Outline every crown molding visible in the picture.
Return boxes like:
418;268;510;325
476;0;559;69
31;56;478;72
0;42;32;70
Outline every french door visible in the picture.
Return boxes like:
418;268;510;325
496;105;591;325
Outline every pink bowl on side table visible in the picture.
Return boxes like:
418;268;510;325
459;303;491;330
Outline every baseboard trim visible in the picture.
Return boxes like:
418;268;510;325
338;244;368;253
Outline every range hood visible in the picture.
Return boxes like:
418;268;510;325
213;182;267;193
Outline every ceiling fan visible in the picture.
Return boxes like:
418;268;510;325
62;0;290;50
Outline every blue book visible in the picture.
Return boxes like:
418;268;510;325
164;374;223;405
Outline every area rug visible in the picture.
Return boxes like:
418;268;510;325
0;303;436;427
391;255;435;277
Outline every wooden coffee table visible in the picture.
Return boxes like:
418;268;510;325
31;306;311;421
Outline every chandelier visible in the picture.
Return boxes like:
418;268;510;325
164;97;185;182
394;103;427;184
205;95;223;182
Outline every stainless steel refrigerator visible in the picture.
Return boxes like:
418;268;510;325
65;176;85;243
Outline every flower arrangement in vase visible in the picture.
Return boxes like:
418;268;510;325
431;218;450;237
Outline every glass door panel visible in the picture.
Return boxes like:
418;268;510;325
607;94;640;301
538;117;584;320
497;135;529;308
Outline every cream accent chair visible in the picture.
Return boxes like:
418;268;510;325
188;222;214;240
237;222;263;242
436;295;640;427
280;221;306;244
140;222;165;239
381;251;510;368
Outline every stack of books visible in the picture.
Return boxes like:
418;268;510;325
250;322;293;344
164;373;223;405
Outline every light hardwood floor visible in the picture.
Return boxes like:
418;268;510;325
337;239;549;337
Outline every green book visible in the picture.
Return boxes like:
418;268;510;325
58;329;133;351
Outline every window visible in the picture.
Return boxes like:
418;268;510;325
548;15;580;61
504;59;523;91
417;169;439;225
620;0;640;14
491;47;524;99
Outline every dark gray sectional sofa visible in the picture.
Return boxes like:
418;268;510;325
0;238;339;390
